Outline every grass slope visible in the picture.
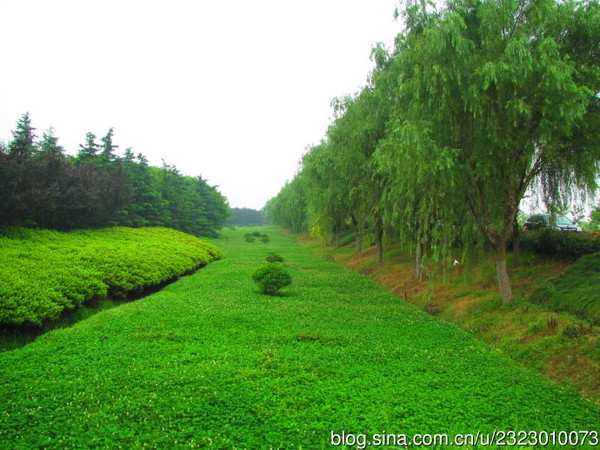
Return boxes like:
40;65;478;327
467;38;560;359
531;252;600;321
0;227;598;448
326;241;600;404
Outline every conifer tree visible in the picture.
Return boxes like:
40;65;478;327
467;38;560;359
8;112;36;157
77;132;100;160
37;128;64;157
100;128;118;162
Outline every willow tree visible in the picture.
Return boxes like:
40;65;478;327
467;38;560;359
376;120;476;280
328;85;389;259
300;141;347;246
264;176;307;234
535;0;600;210
372;42;472;279
390;0;598;302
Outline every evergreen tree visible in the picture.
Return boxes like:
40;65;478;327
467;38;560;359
37;128;64;157
8;112;36;158
77;132;100;160
122;147;135;163
100;128;118;162
195;177;230;236
0;117;229;236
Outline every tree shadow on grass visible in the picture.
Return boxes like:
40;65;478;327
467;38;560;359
256;289;297;298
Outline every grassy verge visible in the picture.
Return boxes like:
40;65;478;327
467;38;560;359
0;227;598;448
531;252;600;321
315;237;600;404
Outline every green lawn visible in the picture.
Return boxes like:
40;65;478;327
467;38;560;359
0;227;598;448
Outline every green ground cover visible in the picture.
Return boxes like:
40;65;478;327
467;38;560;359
0;227;221;325
0;227;598;448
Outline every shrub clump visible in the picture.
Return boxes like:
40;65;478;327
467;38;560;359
252;263;292;295
245;232;270;243
520;229;600;259
266;252;284;263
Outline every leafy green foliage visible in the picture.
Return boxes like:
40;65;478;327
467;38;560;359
0;227;221;325
251;263;292;295
531;253;600;322
0;227;597;448
521;229;600;259
581;205;600;233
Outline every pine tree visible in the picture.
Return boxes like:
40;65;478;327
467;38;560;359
122;147;135;163
100;128;118;162
8;112;36;157
37;128;64;157
77;132;100;160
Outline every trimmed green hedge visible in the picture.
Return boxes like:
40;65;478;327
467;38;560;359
520;229;600;259
0;227;221;325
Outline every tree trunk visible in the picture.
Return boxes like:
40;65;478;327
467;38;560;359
351;214;361;253
511;217;520;268
415;241;423;281
495;243;513;303
334;226;340;248
375;220;384;264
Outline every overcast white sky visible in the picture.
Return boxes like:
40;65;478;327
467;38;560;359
0;0;402;209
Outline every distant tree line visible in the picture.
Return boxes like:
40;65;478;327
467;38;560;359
227;208;265;226
266;0;599;303
0;113;229;237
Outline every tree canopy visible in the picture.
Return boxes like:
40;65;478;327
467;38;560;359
266;0;599;303
227;208;265;226
0;114;230;237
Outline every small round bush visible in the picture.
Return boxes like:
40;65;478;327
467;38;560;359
252;263;292;295
260;234;270;243
266;252;284;263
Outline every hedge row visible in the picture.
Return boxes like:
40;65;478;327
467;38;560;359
520;229;600;259
0;227;221;325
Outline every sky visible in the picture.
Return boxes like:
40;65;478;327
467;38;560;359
0;0;403;210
